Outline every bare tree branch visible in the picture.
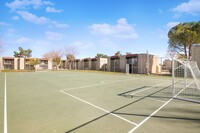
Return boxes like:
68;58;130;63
43;49;63;70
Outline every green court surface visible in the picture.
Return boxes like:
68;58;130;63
0;71;200;133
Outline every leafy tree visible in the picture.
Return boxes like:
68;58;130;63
29;58;41;70
13;47;32;58
30;58;41;65
115;51;122;56
168;22;200;59
67;54;75;60
43;49;63;70
95;53;108;58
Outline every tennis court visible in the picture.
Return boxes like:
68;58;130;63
0;71;200;133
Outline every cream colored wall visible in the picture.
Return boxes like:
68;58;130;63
14;58;18;70
48;60;52;70
137;54;160;74
0;57;3;70
19;58;24;70
151;56;160;74
192;46;200;68
0;54;160;73
97;58;107;70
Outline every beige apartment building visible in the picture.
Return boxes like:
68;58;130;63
0;57;25;70
0;57;52;70
1;47;199;73
70;57;107;71
90;58;107;71
191;46;200;68
0;54;159;74
107;54;160;74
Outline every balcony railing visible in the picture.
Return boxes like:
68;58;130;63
4;62;14;65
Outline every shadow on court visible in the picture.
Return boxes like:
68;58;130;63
65;85;172;132
113;112;200;122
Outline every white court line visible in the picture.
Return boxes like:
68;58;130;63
131;84;162;95
62;78;135;91
128;86;187;133
59;90;138;126
4;73;7;133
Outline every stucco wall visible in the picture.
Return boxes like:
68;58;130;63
192;46;200;68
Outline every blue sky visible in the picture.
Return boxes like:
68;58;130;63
0;0;200;58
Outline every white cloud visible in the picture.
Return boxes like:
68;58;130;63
53;23;69;28
6;1;67;28
89;18;138;39
5;0;54;11
11;15;20;20
17;37;31;43
166;22;180;29
17;11;49;24
43;1;54;6
49;21;69;28
172;0;200;15
0;22;10;26
15;11;68;28
45;31;64;41
46;7;63;13
6;0;30;11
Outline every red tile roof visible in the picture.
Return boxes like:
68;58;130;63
110;56;120;59
91;58;97;61
3;57;14;60
126;54;138;58
83;58;90;61
40;58;48;61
